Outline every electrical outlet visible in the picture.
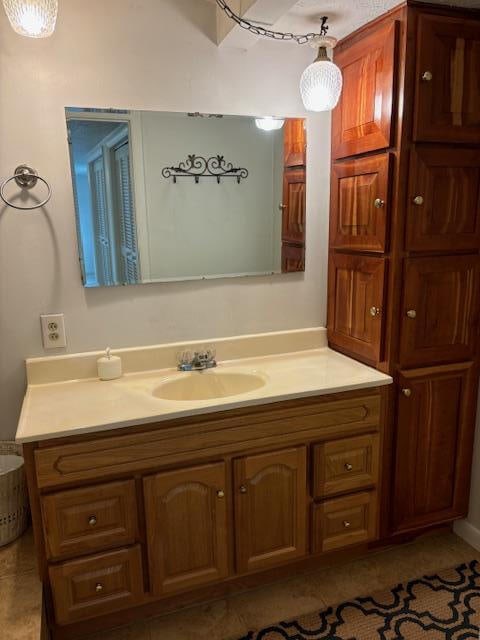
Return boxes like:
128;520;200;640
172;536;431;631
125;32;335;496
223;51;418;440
40;314;67;349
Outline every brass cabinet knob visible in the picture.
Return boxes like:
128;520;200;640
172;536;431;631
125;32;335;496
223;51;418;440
239;485;247;494
374;198;385;209
95;583;104;593
406;309;417;319
413;195;424;206
422;70;433;82
370;306;381;317
402;388;412;397
88;515;97;527
343;521;351;529
344;463;353;472
217;490;225;499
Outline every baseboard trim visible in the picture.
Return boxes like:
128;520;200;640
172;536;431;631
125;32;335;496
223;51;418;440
454;519;480;550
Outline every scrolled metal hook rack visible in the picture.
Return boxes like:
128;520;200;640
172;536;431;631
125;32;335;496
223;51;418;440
0;165;52;210
162;155;249;185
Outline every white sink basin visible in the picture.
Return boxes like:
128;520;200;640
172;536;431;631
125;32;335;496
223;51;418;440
153;370;267;401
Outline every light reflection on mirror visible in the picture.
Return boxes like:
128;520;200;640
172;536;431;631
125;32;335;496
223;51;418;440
66;108;306;288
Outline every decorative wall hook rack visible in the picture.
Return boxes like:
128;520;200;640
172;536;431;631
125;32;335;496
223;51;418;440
162;155;249;184
0;165;52;210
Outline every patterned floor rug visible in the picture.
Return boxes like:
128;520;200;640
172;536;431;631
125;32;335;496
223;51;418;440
240;560;480;639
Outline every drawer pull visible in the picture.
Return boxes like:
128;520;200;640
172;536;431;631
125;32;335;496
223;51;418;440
217;489;225;499
374;198;385;209
413;195;424;206
344;463;353;472
406;309;417;319
402;388;412;397
369;306;381;317
95;583;104;593
343;520;351;529
421;70;433;82
88;515;97;527
239;485;247;494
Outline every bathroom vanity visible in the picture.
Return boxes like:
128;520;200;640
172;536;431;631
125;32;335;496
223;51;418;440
17;330;392;638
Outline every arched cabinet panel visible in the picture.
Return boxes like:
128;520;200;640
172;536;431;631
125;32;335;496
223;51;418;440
234;447;307;573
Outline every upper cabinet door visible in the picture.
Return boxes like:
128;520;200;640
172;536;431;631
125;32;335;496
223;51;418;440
328;254;386;364
330;153;392;252
406;147;480;252
282;169;306;245
414;14;480;143
283;118;307;168
234;447;307;574
332;21;398;159
399;256;480;368
143;462;229;596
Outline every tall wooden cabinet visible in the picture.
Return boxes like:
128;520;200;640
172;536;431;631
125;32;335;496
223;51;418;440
327;1;480;537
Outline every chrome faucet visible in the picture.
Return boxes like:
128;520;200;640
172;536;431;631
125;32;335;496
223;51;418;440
177;348;217;371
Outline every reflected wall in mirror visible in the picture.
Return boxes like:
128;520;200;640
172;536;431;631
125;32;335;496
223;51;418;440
66;108;307;287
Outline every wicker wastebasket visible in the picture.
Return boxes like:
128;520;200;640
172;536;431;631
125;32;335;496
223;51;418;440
0;441;29;546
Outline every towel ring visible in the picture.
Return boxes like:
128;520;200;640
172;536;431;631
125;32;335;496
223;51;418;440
0;165;52;210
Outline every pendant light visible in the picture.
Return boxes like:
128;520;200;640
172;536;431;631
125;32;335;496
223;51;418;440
255;117;285;132
300;36;343;112
2;0;58;38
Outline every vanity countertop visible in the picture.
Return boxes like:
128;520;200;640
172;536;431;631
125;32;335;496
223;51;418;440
17;331;392;443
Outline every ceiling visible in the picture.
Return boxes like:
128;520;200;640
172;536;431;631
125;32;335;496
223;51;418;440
210;0;480;44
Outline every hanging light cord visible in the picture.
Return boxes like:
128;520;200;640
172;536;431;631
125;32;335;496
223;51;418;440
215;0;328;45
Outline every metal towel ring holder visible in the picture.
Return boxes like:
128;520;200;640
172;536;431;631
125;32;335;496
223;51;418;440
0;165;52;210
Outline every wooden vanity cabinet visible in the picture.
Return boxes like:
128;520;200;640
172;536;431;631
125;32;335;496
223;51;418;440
26;388;385;637
327;2;480;540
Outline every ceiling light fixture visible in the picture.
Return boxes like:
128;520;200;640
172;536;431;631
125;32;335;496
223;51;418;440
300;35;343;112
215;1;343;113
255;117;285;132
2;0;58;38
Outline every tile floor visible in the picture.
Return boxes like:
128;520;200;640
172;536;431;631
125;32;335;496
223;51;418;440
0;528;477;640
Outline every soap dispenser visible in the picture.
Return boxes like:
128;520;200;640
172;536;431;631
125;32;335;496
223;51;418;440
97;347;122;381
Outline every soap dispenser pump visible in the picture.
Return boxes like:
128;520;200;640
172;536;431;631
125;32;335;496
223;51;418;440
97;347;122;381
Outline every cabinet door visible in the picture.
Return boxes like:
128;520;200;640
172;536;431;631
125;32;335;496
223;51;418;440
282;169;306;245
414;14;480;143
399;256;480;367
330;153;392;252
143;462;229;595
283;118;306;168
328;253;386;364
281;243;305;273
234;447;307;573
406;148;480;252
332;21;398;159
393;363;476;532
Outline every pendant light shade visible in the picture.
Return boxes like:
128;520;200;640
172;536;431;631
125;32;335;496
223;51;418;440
300;39;343;112
255;117;285;132
2;0;58;38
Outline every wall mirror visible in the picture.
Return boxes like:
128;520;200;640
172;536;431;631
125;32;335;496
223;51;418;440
66;108;307;287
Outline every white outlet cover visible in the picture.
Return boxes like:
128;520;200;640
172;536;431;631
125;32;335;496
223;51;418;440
40;314;67;350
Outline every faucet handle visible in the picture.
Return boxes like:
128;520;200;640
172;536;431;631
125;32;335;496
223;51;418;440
177;350;193;370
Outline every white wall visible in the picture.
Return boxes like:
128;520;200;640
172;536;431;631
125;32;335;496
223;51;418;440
0;0;331;440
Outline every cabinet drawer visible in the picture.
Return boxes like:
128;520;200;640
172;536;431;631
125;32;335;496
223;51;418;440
312;434;379;498
312;491;377;553
49;546;143;625
42;480;138;560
